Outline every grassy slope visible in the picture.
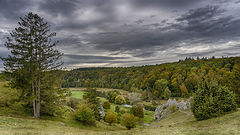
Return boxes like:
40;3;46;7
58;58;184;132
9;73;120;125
0;109;239;135
130;110;240;135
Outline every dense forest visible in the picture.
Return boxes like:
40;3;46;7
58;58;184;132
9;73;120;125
62;57;240;104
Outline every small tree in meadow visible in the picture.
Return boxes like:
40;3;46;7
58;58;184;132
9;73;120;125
120;113;136;130
115;95;126;105
103;100;111;109
105;112;117;126
107;90;120;103
131;105;144;118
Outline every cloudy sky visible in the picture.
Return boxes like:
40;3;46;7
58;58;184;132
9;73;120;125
0;0;240;70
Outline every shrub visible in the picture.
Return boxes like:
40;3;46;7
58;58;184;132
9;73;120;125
40;88;67;116
103;100;111;109
191;79;237;121
130;105;144;118
120;113;136;130
115;106;120;113
107;90;121;103
119;109;126;114
144;104;156;111
169;104;177;113
0;74;6;82
66;89;72;97
105;112;117;126
0;83;18;107
115;95;126;105
162;87;171;100
66;97;81;109
74;104;95;125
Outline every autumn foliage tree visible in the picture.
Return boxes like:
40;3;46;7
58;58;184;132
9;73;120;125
120;113;136;130
105;112;117;126
180;83;188;98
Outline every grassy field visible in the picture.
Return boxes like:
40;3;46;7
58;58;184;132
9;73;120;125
71;91;85;99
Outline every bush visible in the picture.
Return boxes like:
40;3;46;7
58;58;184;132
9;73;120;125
105;112;117;126
162;87;171;100
0;83;18;107
40;88;67;116
66;97;81;109
119;109;126;114
66;89;72;97
120;113;136;130
115;95;126;105
130;105;144;118
169;104;177;113
74;104;95;125
144;104;156;111
191;79;237;121
107;90;121;103
103;100;111;109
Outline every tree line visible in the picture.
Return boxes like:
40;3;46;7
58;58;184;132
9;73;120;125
62;57;240;105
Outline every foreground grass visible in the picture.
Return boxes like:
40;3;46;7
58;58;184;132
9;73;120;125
0;115;128;135
0;109;239;135
130;110;240;135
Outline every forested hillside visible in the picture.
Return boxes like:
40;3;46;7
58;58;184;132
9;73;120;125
62;57;240;103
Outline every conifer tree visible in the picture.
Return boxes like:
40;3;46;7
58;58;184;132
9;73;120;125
1;12;63;118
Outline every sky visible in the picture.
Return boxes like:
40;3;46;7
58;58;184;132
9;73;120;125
0;0;240;70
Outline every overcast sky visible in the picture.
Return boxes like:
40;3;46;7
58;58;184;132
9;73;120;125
0;0;240;70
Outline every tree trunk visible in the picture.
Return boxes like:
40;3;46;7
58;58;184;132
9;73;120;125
32;80;37;118
33;78;40;119
36;77;41;118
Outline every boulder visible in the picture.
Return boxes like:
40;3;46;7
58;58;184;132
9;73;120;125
154;99;190;121
98;104;105;118
178;100;190;110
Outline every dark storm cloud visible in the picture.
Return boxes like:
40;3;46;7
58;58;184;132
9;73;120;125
131;0;201;8
0;0;240;69
0;0;33;20
87;5;240;53
177;5;240;40
39;0;79;16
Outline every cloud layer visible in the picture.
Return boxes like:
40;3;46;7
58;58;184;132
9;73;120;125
0;0;240;70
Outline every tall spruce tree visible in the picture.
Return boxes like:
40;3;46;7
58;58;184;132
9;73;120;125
1;12;63;118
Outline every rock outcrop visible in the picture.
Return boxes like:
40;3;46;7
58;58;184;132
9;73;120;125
154;99;190;121
98;104;105;118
